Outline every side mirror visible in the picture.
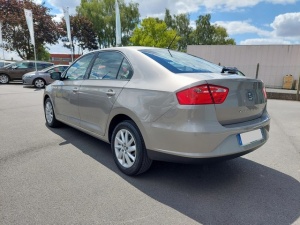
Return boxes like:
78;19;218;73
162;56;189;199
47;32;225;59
50;72;62;80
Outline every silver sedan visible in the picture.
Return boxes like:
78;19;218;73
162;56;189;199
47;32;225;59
43;47;270;176
23;65;69;88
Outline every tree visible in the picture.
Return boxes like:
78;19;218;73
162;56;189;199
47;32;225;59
0;0;60;59
164;9;174;29
36;46;50;61
192;14;215;45
191;14;236;45
164;9;200;51
59;14;98;52
77;0;140;48
173;13;193;51
212;25;236;45
130;17;180;49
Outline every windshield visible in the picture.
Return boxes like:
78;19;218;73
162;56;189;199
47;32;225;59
140;49;222;74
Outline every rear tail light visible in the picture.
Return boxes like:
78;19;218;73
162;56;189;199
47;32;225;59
176;84;229;105
263;87;267;100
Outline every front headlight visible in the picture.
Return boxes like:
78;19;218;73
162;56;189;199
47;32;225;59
24;75;33;78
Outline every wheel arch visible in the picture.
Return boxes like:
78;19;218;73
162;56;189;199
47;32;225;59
43;94;50;106
108;114;149;147
108;114;134;143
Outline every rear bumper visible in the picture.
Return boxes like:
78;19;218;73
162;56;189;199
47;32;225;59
22;77;34;85
144;108;270;161
147;148;257;164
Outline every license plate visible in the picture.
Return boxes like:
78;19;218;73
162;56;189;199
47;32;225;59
237;129;263;146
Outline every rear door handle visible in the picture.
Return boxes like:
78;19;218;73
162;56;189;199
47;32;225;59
106;89;116;96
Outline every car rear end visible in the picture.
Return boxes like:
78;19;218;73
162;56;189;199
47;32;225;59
144;75;269;162
133;48;270;162
22;72;36;86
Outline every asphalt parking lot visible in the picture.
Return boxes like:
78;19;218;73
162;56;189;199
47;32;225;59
1;83;300;225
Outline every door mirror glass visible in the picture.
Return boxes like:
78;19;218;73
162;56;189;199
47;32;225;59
50;72;61;80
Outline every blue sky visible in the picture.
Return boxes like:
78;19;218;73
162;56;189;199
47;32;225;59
3;0;300;59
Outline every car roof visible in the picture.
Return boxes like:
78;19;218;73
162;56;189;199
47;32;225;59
89;46;161;54
19;60;53;63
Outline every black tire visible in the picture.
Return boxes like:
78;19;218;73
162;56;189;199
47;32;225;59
34;78;45;88
44;98;61;127
0;74;9;84
111;120;152;176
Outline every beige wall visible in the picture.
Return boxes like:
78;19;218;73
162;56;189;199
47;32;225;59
187;45;300;88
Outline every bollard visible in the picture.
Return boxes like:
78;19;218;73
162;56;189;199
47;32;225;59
255;63;259;79
296;75;300;101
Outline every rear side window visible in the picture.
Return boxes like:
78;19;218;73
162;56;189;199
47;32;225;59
89;51;132;80
140;49;222;74
37;63;53;70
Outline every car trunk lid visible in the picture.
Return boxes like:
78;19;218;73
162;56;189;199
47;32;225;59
206;78;267;125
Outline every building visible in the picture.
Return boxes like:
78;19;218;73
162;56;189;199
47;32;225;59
187;45;300;89
50;53;81;65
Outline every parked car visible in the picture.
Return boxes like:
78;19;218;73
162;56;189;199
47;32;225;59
23;65;69;88
43;47;270;176
0;60;54;84
0;60;14;68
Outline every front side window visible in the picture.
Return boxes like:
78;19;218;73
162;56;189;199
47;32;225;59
89;51;125;80
140;49;222;74
64;53;95;80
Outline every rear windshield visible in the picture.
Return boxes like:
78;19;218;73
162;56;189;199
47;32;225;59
140;49;222;74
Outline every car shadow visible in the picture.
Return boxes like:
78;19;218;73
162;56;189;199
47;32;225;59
22;85;44;91
47;124;300;225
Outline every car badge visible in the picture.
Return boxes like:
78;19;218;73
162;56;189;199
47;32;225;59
247;91;254;101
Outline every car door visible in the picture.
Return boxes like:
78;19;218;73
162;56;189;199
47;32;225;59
78;51;132;136
9;62;35;80
52;53;96;126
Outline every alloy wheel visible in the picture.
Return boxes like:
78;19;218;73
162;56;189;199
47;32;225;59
35;79;45;88
45;101;54;124
0;75;9;84
114;129;137;168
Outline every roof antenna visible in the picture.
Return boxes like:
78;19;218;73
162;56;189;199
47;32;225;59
167;33;177;57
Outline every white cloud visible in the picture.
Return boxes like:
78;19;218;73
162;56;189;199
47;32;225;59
271;12;300;37
126;0;298;17
213;20;272;37
47;0;80;15
52;13;63;23
240;38;292;44
2;50;21;61
32;0;43;4
46;41;65;54
213;11;300;44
